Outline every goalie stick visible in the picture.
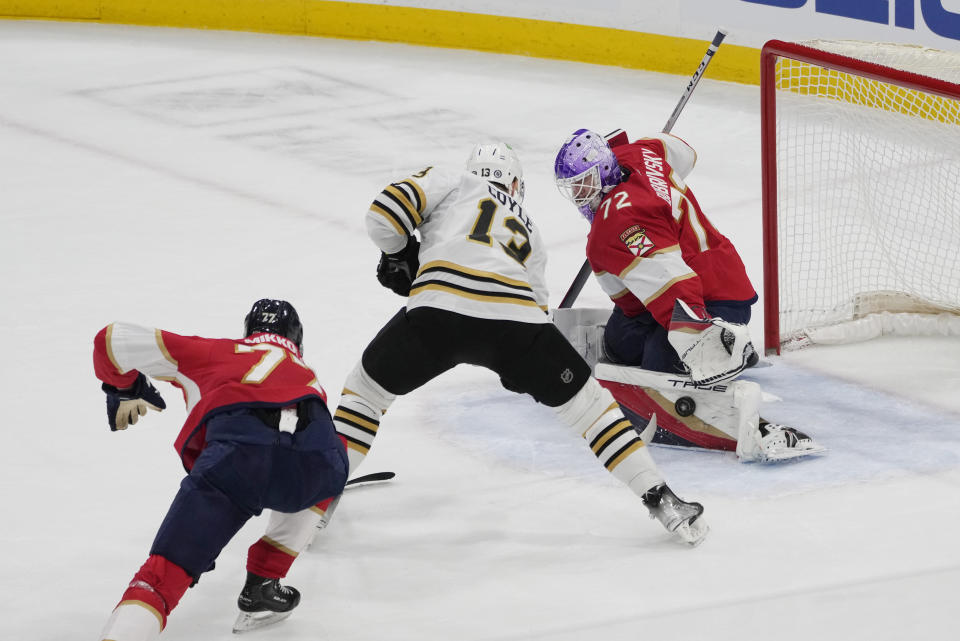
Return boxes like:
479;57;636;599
558;28;729;310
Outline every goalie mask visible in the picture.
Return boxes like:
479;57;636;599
244;299;304;352
466;142;525;203
554;129;622;222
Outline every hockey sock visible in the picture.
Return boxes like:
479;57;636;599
333;362;396;474
246;497;337;578
555;378;664;495
100;555;193;640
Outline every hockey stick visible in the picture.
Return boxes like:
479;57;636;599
558;28;729;310
345;470;396;488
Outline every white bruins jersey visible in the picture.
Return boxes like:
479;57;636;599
366;166;550;324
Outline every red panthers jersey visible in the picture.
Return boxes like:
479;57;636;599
585;134;756;327
93;323;328;469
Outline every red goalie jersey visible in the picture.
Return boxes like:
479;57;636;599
586;133;756;327
93;323;329;469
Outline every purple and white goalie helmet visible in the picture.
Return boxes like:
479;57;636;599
554;129;622;221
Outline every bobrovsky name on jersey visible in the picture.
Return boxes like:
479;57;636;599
744;0;960;42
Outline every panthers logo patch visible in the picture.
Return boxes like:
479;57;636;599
619;224;654;257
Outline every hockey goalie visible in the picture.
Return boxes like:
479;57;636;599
552;128;825;463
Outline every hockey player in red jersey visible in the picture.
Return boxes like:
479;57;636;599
93;300;348;640
554;129;823;462
331;141;708;547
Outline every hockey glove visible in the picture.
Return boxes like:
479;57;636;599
102;372;166;431
667;299;757;386
376;236;420;297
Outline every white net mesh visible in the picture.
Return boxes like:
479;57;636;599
772;40;960;348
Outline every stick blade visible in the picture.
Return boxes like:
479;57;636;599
345;471;396;487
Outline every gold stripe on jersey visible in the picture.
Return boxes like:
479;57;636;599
369;202;408;236
418;260;534;291
384;183;424;226
618;244;681;279
609;287;630;300
396;180;427;218
105;324;123;374
410;281;542;307
643;273;697;307
650;244;683;257
155;329;178;367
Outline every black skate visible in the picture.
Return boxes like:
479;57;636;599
233;572;301;633
642;484;709;546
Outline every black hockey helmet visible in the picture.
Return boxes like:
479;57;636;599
244;299;303;351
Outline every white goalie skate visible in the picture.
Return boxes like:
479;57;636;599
752;421;826;462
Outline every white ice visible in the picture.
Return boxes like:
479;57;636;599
2;20;959;641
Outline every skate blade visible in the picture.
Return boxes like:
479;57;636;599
674;517;709;547
761;443;827;463
233;610;293;634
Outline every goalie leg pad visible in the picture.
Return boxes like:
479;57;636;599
554;378;664;495
595;363;763;456
551;307;612;370
334;362;396;475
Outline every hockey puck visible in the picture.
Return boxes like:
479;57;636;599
675;396;696;417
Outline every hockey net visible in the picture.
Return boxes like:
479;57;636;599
761;39;960;353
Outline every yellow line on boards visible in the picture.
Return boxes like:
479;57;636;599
0;0;761;84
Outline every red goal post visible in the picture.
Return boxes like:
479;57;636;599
761;39;960;354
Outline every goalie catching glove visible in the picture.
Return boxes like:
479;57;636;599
376;236;420;296
102;372;166;431
667;299;757;386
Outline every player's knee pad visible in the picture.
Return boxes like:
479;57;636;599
341;361;396;413
553;377;620;438
334;362;395;473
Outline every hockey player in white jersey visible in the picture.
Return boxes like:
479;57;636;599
333;142;708;546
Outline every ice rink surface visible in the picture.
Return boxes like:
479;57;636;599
2;20;960;641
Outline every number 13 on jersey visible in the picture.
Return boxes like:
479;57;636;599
467;198;531;265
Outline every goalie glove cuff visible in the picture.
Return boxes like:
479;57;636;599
667;300;755;385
